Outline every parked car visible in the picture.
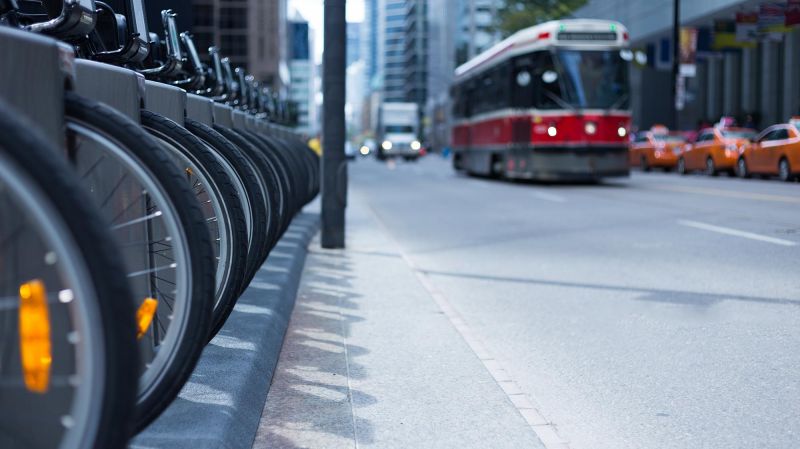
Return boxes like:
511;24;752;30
738;120;800;181
629;125;686;171
678;127;756;176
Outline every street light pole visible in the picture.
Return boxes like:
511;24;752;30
322;0;347;248
672;0;681;129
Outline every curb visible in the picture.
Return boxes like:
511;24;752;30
131;212;320;449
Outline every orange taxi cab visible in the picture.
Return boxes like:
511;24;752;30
737;118;800;181
678;127;757;176
629;125;686;171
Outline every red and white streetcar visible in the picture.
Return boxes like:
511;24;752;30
451;19;633;181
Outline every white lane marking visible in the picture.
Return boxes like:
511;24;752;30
677;220;798;247
532;191;567;203
366;201;571;449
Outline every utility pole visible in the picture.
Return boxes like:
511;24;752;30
322;0;347;248
672;0;681;129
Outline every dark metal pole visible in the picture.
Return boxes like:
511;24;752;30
672;0;680;129
322;0;347;248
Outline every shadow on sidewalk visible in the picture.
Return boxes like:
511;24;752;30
255;247;377;449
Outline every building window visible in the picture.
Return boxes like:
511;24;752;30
193;4;214;27
219;7;247;30
221;34;248;58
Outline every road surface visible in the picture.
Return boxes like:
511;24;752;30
349;155;800;449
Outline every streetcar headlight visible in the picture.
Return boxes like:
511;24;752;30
547;126;558;137
617;126;627;137
381;140;392;150
410;140;421;151
585;122;597;135
360;145;370;155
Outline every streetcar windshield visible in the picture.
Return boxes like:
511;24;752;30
554;50;630;109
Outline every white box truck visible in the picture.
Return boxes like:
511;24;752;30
377;102;421;160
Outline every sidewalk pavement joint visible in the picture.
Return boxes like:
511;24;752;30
365;196;572;449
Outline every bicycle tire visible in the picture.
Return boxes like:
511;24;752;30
272;136;313;207
184;119;269;297
241;131;296;235
255;133;301;214
0;99;138;449
64;92;215;431
214;126;283;260
268;136;306;206
245;131;295;237
140;111;248;337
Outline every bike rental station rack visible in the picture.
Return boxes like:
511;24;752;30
0;26;71;150
0;26;273;146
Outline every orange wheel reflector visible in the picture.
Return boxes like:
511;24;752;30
136;298;158;339
185;167;193;177
18;279;52;394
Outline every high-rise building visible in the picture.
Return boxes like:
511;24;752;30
404;0;428;109
456;0;501;66
189;0;289;91
288;17;315;134
425;0;502;150
574;0;800;130
347;22;362;67
363;0;381;93
383;0;407;102
346;21;365;136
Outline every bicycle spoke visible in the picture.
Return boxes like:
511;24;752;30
126;263;176;278
111;210;163;231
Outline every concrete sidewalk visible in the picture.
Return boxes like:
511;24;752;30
253;193;546;449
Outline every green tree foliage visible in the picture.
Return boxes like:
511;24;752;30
497;0;588;37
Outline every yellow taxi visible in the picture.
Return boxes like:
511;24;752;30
678;127;757;176
737;118;800;181
629;125;686;171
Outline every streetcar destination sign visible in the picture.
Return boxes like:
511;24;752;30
557;32;618;41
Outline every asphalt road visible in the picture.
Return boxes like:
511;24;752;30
349;155;800;449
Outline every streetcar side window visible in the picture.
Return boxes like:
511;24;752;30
512;57;534;109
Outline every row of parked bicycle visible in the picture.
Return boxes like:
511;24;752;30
0;1;319;448
629;119;800;181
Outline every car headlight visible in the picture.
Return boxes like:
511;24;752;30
360;146;370;155
381;140;392;150
547;126;557;137
617;126;627;137
584;122;597;135
410;140;421;150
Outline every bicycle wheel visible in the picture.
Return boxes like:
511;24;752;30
184;119;268;297
0;100;138;449
270;136;314;207
140;111;248;337
237;131;295;236
64;92;214;431
214;127;282;259
266;136;306;207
